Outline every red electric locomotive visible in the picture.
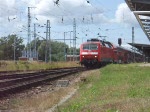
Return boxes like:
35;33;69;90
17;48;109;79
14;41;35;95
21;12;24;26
80;38;114;67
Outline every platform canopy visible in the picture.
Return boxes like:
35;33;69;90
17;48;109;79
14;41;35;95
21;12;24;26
128;43;150;56
125;0;150;40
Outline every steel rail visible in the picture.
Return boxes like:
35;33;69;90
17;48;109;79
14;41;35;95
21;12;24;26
0;68;81;88
0;67;81;80
0;67;85;98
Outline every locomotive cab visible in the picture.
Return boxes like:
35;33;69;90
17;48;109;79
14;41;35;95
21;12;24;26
80;42;100;67
80;38;114;68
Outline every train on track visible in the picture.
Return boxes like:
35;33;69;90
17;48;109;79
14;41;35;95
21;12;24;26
80;38;143;67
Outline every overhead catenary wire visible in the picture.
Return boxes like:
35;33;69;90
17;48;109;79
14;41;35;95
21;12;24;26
2;0;100;26
1;0;117;45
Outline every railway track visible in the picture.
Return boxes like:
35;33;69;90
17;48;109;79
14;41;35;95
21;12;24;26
0;67;78;76
0;67;85;98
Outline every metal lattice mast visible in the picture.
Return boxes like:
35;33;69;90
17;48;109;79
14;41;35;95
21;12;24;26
48;21;51;63
27;7;31;58
34;23;37;59
73;18;76;61
45;20;48;62
27;7;36;59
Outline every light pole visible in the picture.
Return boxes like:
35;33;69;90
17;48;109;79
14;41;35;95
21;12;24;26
69;31;73;61
14;37;16;62
64;32;66;61
64;31;73;61
11;31;22;62
33;23;44;60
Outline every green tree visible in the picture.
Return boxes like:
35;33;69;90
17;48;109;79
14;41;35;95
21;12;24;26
27;38;79;62
38;40;46;60
51;41;68;61
37;40;68;61
0;35;25;60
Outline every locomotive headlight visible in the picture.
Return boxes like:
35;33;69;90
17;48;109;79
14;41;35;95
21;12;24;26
95;56;97;58
82;56;84;58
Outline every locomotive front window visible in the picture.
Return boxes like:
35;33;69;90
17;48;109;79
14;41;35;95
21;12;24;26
83;44;98;50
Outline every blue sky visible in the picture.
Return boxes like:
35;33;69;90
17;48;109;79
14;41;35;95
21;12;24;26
0;0;149;48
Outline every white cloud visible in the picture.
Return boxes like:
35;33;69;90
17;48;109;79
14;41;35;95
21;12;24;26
114;3;138;27
0;0;106;24
34;0;104;23
0;1;141;39
25;0;110;26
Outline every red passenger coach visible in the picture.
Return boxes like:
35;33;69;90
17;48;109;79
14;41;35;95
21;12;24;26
113;46;129;63
80;39;114;67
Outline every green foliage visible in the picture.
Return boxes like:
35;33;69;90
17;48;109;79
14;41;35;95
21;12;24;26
59;64;150;112
0;61;80;71
37;40;68;61
0;35;25;60
0;34;79;61
38;40;46;60
51;41;68;61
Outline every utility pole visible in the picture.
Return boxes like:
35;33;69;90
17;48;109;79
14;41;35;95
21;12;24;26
45;20;51;63
49;21;51;63
73;18;76;61
64;32;66;61
132;27;135;62
63;31;73;61
34;24;37;59
14;37;16;62
70;31;72;61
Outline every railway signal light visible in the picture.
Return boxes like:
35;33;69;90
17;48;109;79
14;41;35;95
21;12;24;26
118;38;122;46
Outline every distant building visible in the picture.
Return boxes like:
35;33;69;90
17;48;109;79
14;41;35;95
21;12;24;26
19;50;38;61
66;55;79;61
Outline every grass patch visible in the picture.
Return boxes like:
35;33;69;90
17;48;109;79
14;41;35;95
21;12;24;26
0;61;80;71
59;64;150;112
